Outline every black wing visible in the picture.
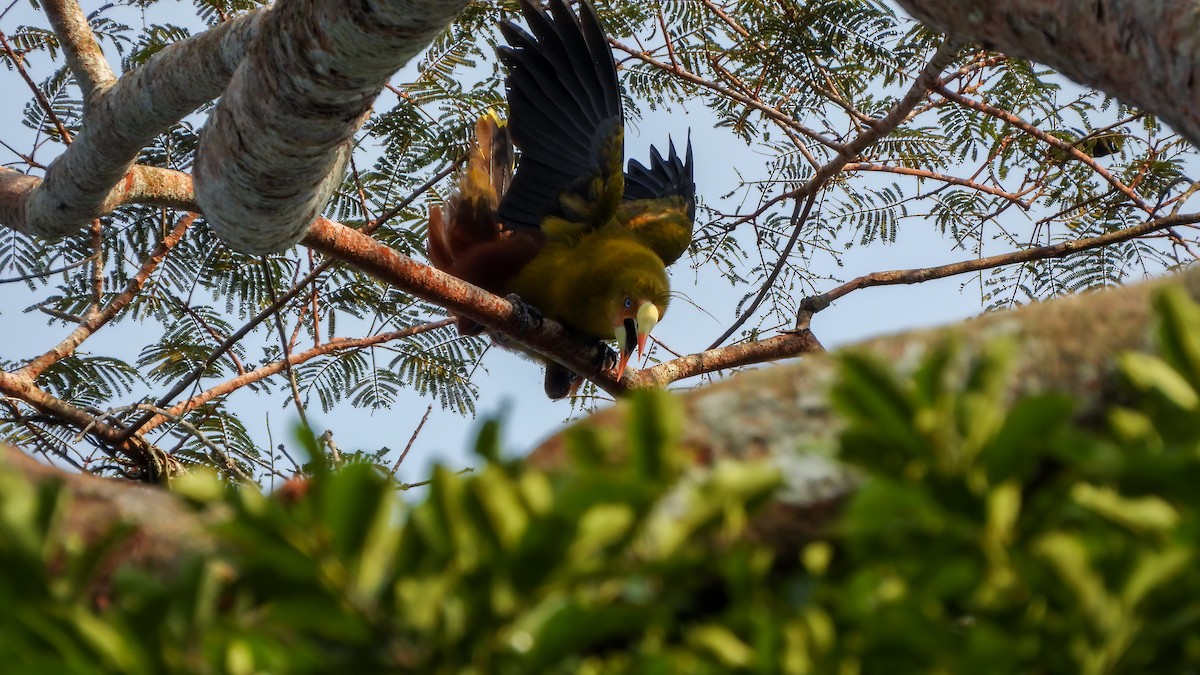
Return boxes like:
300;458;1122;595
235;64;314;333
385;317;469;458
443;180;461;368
623;135;696;222
496;0;624;232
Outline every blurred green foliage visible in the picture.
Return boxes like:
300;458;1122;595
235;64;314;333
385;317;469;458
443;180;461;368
3;288;1200;673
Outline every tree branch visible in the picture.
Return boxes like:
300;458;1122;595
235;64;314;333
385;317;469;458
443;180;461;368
127;404;254;483
893;0;1200;149
731;39;961;224
192;0;467;254
932;82;1152;213
142;320;455;433
0;30;74;143
629;329;825;391
0;10;265;237
18;213;195;379
843;162;1032;210
708;191;816;349
40;0;116;99
800;211;1200;317
300;218;625;395
608;36;841;151
0;370;179;481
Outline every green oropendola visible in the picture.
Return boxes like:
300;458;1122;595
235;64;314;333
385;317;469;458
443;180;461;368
427;0;696;399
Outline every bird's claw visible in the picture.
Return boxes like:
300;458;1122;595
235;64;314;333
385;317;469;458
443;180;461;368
504;293;544;336
592;340;619;373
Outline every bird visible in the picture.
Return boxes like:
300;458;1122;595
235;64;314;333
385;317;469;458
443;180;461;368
427;0;695;399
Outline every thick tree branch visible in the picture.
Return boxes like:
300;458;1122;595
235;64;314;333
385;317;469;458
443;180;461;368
7;155;1187;403
893;0;1200;149
0;445;213;573
0;165;198;236
0;11;265;238
41;0;116;98
192;0;467;254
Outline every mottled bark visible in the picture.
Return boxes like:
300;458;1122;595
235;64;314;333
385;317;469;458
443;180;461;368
0;11;265;237
894;0;1200;148
193;0;468;254
42;0;115;98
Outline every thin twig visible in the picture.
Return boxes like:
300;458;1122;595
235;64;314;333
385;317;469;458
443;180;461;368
140;320;454;434
655;6;679;71
708;190;816;349
390;404;433;476
262;257;312;430
725;39;962;226
0;30;73;143
0;257;91;284
19;213;195;379
932;82;1152;214
130;404;255;483
798;211;1200;318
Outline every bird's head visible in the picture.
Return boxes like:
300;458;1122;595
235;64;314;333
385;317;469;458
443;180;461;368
608;268;669;380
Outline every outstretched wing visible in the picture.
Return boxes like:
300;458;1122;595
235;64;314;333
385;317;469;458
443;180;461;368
496;0;624;238
621;136;696;265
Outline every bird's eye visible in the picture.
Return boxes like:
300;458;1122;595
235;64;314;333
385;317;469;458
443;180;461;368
623;296;633;309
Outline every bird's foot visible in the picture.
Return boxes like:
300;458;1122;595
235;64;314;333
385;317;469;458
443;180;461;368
504;293;544;336
591;340;619;373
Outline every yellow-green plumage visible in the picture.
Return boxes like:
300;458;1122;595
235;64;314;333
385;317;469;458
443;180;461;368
508;229;670;340
617;198;694;267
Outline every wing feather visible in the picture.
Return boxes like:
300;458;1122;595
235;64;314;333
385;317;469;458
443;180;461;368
496;0;624;235
621;135;696;265
624;135;696;221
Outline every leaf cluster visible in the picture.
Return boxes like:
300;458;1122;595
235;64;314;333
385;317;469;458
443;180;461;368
3;290;1200;672
822;287;1200;672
